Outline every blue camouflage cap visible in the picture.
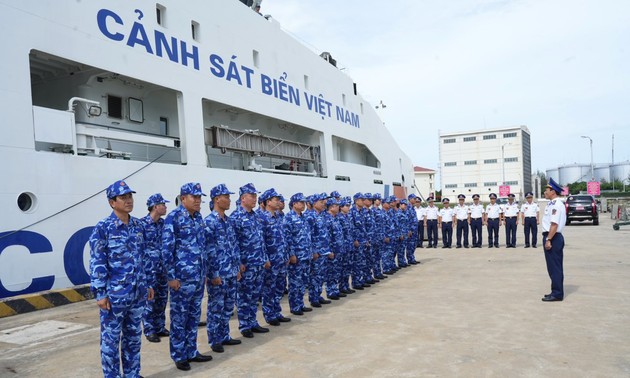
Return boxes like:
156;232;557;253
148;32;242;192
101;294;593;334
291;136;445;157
408;193;418;200
210;183;234;198
326;197;339;207
363;193;372;200
261;188;281;202
330;190;341;198
278;194;286;203
546;177;562;194
181;182;205;196
289;192;307;206
353;192;366;201
372;193;382;201
239;183;259;196
340;197;351;206
106;180;136;199
400;199;409;205
313;192;328;202
146;193;169;207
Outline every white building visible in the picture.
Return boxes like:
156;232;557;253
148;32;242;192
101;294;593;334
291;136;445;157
413;166;436;200
439;126;532;201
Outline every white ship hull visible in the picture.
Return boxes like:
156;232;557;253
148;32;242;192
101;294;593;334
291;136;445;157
0;0;413;299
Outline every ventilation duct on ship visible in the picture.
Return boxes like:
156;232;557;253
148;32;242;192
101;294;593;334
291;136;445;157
320;52;337;67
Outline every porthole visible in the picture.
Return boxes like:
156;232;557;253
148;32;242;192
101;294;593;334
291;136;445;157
17;192;37;213
175;195;181;207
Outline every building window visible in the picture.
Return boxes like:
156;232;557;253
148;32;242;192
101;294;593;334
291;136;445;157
444;162;457;167
483;134;496;140
464;183;477;188
505;157;518;162
503;132;517;138
444;184;457;189
505;181;518;185
484;159;498;164
443;138;456;144
463;136;476;142
464;160;477;165
484;182;497;187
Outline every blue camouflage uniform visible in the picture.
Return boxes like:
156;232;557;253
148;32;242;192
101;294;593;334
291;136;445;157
283;193;312;312
395;200;410;267
362;193;376;281
204;184;240;348
405;195;419;264
306;193;333;304
141;193;170;339
259;188;289;323
338;197;354;293
350;193;369;288
381;197;398;273
89;180;151;378
231;183;269;332
162;183;207;364
325;198;344;297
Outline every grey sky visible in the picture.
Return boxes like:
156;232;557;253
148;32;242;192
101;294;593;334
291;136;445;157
262;0;630;183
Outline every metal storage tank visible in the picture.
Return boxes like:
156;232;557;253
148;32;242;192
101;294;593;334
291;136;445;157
546;168;559;181
558;164;591;185
594;164;610;182
610;161;630;182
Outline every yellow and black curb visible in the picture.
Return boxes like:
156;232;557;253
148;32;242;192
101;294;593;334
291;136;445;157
0;285;93;318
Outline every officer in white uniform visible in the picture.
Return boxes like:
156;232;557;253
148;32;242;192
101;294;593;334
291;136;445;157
520;192;539;248
454;194;470;248
484;193;502;248
424;197;440;248
469;194;485;248
438;198;455;248
541;178;566;302
414;199;427;248
503;193;520;248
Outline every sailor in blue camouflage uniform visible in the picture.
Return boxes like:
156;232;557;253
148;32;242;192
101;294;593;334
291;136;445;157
325;197;345;299
231;183;271;338
338;197;355;294
284;193;314;315
370;193;387;278
405;194;419;264
350;193;369;290
306;193;334;307
396;199;411;267
389;197;403;270
204;184;243;354
361;193;377;284
141;193;170;344
162;182;213;371
90;180;154;378
259;188;292;326
381;196;398;274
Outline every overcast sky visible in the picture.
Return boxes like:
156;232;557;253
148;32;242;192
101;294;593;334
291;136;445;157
262;0;630;182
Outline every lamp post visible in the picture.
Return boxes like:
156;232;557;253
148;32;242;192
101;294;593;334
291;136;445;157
581;136;594;181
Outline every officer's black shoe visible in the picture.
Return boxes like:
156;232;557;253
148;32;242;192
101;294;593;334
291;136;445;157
367;279;377;284
328;295;340;300
494;244;499;248
311;302;322;308
362;283;371;287
175;361;191;371
433;245;438;248
465;245;470;248
488;245;493;248
157;329;170;337
533;245;538;248
319;298;332;304
146;334;160;343
541;296;563;302
241;329;254;338
383;270;393;275
190;353;213;362
198;321;207;327
352;286;364;290
291;310;304;316
338;293;347;297
456;246;462;249
525;245;530;248
211;344;224;353
268;319;281;326
252;325;270;333
278;315;292;322
346;289;356;294
302;307;313;312
222;338;241;346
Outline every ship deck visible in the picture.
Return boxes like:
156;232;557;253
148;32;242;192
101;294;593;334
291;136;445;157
1;216;629;377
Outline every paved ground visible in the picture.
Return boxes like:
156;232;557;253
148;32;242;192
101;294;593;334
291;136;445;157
1;216;629;377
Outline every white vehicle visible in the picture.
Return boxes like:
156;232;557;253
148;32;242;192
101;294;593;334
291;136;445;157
0;1;413;300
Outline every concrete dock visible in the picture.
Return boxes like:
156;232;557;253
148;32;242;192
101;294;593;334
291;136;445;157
1;216;629;377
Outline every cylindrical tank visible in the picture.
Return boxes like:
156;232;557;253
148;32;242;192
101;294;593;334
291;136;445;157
558;164;590;184
594;164;610;182
610;161;630;182
546;168;559;182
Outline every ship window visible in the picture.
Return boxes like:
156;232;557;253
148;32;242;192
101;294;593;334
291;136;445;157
160;117;168;135
335;175;351;181
253;50;260;68
304;75;309;90
128;97;144;123
107;95;123;119
191;21;200;41
17;192;37;213
156;4;166;26
342;94;347;106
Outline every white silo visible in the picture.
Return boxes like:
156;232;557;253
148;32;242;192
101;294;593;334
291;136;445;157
558;164;591;185
610;161;630;182
594;164;610;182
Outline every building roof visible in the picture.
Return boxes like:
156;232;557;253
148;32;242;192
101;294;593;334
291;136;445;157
414;166;435;173
439;125;530;138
